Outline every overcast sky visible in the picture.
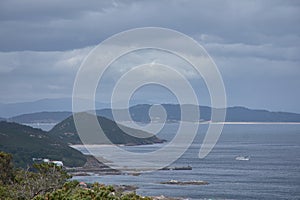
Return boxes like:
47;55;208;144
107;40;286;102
0;0;299;113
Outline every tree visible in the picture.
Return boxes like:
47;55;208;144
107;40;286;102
0;151;14;184
13;163;71;199
0;151;71;199
0;151;154;200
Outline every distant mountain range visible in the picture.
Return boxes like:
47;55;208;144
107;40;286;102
5;104;300;124
0;98;110;118
97;104;209;122
1;102;299;169
0;98;164;118
120;104;300;122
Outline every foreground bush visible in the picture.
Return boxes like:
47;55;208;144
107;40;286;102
0;151;152;200
34;181;152;200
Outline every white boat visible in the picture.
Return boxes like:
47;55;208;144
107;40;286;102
235;156;250;161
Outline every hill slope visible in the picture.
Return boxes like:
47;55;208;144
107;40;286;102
49;113;165;145
0;121;86;168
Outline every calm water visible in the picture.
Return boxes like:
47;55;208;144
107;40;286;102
73;123;300;200
24;123;57;131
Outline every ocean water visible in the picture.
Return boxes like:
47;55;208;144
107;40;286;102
23;123;57;131
73;123;300;200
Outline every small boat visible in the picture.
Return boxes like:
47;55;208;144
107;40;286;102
173;165;192;170
235;156;250;161
160;180;209;185
161;165;192;170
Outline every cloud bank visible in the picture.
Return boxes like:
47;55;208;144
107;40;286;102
0;0;299;112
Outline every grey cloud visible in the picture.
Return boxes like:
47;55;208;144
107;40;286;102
204;42;300;61
0;0;299;113
0;47;91;102
0;0;299;51
214;55;300;112
0;0;116;21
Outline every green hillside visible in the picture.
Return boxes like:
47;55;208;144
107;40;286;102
49;112;165;145
0;121;86;168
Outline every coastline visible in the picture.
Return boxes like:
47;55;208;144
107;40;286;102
68;155;191;200
66;155;121;176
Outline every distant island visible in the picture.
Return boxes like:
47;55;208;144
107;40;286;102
4;104;300;124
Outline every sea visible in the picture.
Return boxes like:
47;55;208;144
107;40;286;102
30;122;300;200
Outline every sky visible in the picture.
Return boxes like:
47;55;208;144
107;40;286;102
0;0;299;113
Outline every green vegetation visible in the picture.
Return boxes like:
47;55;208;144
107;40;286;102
49;112;165;145
33;181;152;200
0;151;70;199
0;121;86;168
0;151;152;200
0;113;166;168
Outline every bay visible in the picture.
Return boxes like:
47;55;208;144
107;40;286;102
73;123;300;200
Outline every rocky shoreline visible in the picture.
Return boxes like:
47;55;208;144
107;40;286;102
67;155;195;176
67;155;208;199
66;155;121;176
